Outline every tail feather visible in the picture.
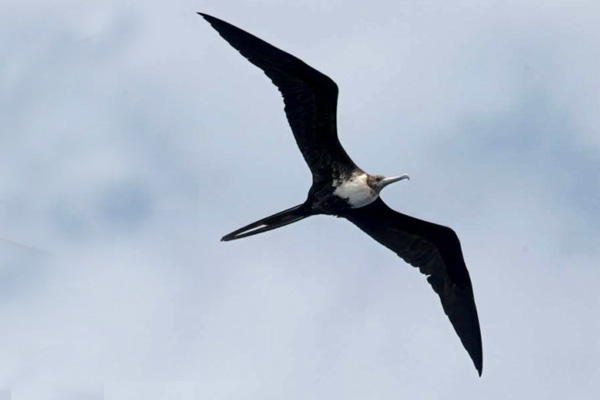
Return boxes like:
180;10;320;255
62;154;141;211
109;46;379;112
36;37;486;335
221;204;311;242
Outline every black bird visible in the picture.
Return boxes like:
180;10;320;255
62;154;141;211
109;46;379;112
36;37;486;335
199;13;483;376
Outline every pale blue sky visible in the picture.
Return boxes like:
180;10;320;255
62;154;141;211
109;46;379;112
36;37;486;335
1;0;599;398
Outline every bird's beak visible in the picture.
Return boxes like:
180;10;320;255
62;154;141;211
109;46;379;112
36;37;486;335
380;174;410;189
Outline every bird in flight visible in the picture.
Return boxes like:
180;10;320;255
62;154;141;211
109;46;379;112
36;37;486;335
199;13;483;375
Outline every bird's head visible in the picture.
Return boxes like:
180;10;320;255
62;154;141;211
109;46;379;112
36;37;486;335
368;174;410;193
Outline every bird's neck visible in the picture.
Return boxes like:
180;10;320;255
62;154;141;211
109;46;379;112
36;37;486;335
333;173;378;208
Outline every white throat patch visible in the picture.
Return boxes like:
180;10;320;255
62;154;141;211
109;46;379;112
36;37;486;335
333;173;378;208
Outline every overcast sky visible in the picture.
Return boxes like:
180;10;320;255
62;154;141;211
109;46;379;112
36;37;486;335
1;0;599;399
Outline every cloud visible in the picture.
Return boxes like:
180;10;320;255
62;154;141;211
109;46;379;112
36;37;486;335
1;1;599;399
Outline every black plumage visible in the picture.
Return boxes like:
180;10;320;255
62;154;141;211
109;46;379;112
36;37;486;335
343;198;482;374
200;13;356;182
200;12;483;376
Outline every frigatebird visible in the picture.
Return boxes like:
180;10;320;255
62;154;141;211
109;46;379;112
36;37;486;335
199;13;483;375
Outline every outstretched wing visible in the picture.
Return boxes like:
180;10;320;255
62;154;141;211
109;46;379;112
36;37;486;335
343;198;483;375
199;13;358;182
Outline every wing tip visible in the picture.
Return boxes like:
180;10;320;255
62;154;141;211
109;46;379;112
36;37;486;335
471;346;483;377
197;12;217;24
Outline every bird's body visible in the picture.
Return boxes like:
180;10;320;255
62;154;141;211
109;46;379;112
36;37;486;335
200;13;483;376
310;171;404;213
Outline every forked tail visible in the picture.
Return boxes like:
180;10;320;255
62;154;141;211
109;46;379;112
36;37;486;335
221;204;312;242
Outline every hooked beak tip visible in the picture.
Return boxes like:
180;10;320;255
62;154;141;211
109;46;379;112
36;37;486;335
380;174;410;188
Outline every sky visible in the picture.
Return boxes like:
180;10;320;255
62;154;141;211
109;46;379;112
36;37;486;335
1;0;599;398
